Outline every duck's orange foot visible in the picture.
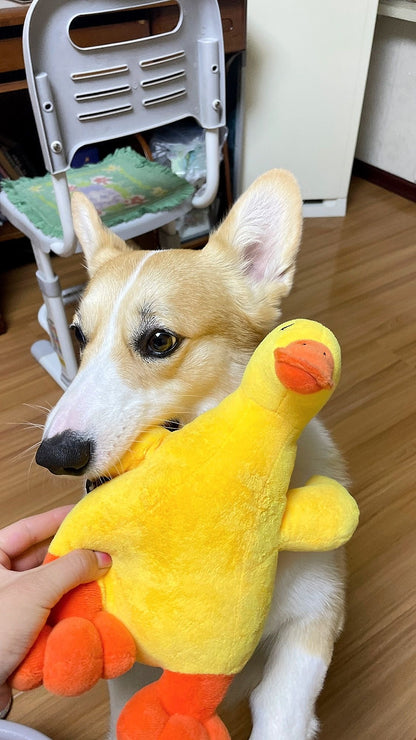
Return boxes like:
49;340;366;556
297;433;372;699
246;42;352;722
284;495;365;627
44;616;105;695
117;671;232;740
10;625;52;691
11;612;136;696
11;558;136;696
93;611;137;680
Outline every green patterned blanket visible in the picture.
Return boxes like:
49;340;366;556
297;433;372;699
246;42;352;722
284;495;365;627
1;147;194;238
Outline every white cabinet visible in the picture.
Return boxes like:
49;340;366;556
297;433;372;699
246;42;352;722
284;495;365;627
356;7;416;185
238;0;378;216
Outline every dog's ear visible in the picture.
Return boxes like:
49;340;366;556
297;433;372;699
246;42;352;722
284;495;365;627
208;169;302;297
71;191;131;277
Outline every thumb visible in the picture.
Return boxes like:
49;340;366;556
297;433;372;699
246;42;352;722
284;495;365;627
30;549;112;609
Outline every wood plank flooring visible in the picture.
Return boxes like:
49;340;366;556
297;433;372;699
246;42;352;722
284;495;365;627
0;176;415;739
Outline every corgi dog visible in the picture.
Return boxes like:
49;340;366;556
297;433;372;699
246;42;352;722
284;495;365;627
36;170;347;739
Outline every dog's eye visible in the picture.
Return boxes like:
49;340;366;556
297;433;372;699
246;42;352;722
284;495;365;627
135;329;182;359
145;330;180;358
70;323;87;351
134;328;183;359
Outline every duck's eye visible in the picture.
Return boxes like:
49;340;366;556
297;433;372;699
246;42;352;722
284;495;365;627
144;330;181;358
70;323;87;351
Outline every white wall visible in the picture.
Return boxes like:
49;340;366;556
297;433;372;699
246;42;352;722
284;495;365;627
356;15;416;184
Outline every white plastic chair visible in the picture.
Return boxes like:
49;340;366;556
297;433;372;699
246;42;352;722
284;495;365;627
0;0;225;389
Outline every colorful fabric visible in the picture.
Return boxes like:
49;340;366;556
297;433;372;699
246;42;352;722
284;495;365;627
1;148;194;238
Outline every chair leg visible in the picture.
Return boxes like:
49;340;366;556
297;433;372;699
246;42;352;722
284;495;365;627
158;220;181;249
32;246;79;388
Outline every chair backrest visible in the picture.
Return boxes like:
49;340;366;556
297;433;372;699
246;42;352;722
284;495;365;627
23;0;226;176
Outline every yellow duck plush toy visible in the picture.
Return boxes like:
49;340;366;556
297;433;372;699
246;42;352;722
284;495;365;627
12;319;359;740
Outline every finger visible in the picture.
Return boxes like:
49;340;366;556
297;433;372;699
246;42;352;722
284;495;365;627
11;538;54;571
0;506;73;561
0;684;12;719
21;549;112;610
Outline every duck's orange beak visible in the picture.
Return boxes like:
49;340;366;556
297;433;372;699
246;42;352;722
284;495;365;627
274;340;335;394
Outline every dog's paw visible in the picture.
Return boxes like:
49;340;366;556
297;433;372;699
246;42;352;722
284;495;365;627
250;718;320;740
306;715;320;739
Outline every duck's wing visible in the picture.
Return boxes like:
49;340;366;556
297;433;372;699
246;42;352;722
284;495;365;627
279;475;359;552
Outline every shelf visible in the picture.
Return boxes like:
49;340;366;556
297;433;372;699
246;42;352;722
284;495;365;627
0;0;28;27
0;79;27;93
378;0;416;21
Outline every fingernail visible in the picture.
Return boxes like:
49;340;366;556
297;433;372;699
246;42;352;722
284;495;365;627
94;551;112;569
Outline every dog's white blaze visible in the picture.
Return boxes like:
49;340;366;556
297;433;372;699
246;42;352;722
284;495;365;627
104;250;158;351
43;252;160;471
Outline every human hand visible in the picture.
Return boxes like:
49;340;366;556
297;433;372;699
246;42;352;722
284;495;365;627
0;506;111;716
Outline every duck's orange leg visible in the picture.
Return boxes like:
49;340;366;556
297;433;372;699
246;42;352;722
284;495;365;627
117;671;233;740
11;554;136;696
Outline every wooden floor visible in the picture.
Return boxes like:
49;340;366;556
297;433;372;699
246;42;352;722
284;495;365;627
0;176;415;739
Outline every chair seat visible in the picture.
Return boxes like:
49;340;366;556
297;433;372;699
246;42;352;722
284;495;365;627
0;147;194;241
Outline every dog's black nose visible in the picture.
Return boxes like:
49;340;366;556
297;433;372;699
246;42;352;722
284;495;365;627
36;431;93;476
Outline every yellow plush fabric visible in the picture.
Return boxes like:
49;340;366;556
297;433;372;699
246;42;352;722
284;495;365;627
50;319;359;676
